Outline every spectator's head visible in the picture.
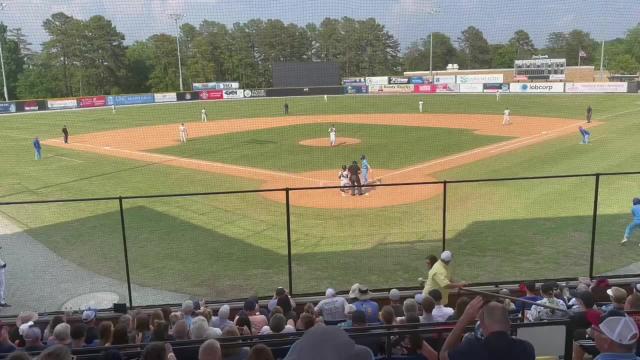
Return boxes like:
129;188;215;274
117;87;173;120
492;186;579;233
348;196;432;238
380;306;395;325
118;314;132;330
304;303;315;315
217;305;230;321
168;312;183;326
99;321;113;345
633;197;640;206
23;325;42;346
151;321;169;341
388;289;401;304
540;282;558;298
575;291;596;310
298;313;315;331
427;289;443;304
282;325;373;360
325;288;336;298
626;284;640;310
353;285;371;301
191;316;210;340
402;298;418;316
270;306;283;316
39;345;72;360
198;339;221;360
523;281;537;295
204;327;221;339
479;301;511;336
590;310;639;354
172;320;188;341
275;287;286;298
348;283;360;301
425;254;438;269
53;323;71;345
276;296;292;314
141;342;167;360
235;315;252;335
269;313;287;333
422;296;436;315
161;307;171;322
607;287;628;306
70;323;87;346
151;310;164;327
453;297;471;319
82;309;97;326
135;314;150;334
440;250;453;265
244;300;257;314
198;308;213;323
182;300;194;316
351;310;367;327
111;324;129;345
248;344;275;360
46;315;65;336
404;313;424;351
16;312;38;328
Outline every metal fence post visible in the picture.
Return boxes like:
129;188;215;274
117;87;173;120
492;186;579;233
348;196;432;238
442;180;448;251
285;189;293;295
118;197;134;309
588;174;600;278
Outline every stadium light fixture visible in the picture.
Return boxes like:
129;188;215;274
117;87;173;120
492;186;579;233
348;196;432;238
0;2;9;101
168;13;185;92
426;7;440;78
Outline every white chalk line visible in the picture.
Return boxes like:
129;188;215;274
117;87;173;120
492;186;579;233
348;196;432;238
49;155;84;163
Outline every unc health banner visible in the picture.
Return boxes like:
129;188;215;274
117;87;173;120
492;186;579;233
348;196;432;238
48;99;78;110
565;82;627;93
457;74;504;84
0;102;16;113
199;90;224;100
222;89;245;99
433;75;456;84
413;84;458;93
193;82;240;91
107;94;154;106
154;93;178;103
369;84;413;93
365;76;389;86
459;83;484;93
509;83;564;93
78;96;107;108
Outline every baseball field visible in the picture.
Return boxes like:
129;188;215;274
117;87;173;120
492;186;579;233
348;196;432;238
1;94;640;309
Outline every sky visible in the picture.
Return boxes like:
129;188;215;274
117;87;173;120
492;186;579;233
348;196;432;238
1;0;639;51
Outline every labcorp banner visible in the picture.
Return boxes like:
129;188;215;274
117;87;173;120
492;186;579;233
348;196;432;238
222;89;245;99
48;99;78;110
509;83;564;93
565;82;627;93
365;76;389;86
154;93;178;103
457;74;504;84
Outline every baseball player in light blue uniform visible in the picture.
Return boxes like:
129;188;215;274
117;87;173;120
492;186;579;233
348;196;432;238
621;197;640;245
360;155;371;185
579;126;590;144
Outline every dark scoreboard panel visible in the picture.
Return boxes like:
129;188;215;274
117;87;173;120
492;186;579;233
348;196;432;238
272;62;341;88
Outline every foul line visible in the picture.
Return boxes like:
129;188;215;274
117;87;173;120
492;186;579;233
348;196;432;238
49;155;84;163
600;107;640;119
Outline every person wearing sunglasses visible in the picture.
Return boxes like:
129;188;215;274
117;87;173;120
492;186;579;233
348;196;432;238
586;310;640;360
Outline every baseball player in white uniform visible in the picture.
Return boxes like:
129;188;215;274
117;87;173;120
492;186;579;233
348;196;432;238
328;125;337;146
179;123;188;143
112;104;116;113
324;95;328;102
496;89;501;102
201;108;208;122
419;100;424;113
0;248;8;307
502;108;511;125
338;165;350;196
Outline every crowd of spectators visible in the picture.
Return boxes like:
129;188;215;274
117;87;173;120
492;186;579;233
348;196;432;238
2;251;640;359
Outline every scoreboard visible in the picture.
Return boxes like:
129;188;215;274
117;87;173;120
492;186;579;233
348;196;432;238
514;57;566;81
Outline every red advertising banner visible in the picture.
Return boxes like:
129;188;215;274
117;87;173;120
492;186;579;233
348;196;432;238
24;100;38;112
78;96;107;108
413;84;456;93
198;90;224;100
513;75;528;81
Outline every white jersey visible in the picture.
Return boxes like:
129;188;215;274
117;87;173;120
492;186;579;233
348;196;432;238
504;109;510;117
329;127;336;136
339;170;350;185
179;125;187;135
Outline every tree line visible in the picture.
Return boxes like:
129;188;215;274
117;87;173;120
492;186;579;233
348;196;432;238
0;12;638;100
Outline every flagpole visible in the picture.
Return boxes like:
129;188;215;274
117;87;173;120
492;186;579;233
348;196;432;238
578;49;581;67
599;41;605;81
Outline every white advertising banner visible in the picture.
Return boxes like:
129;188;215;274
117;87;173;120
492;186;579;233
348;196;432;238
509;83;565;93
459;83;484;93
369;84;414;93
433;75;456;84
154;92;177;103
456;74;504;84
365;76;389;86
222;89;245;99
47;99;78;110
549;74;566;81
565;82;627;93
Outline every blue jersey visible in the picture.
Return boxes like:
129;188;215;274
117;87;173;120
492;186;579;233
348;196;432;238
33;139;41;150
579;128;590;136
361;159;369;171
632;204;640;221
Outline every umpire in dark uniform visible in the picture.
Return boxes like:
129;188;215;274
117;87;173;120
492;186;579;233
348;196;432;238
62;125;69;144
348;161;363;196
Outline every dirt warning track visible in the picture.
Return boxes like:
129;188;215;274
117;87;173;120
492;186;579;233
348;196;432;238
44;114;596;209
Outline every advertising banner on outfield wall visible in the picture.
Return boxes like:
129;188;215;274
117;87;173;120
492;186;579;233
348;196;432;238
457;74;504;84
222;89;245;99
199;90;224;100
365;76;389;86
413;84;458;93
459;83;484;93
509;82;564;93
48;99;78;110
549;74;566;81
342;78;366;85
565;82;628;93
177;92;199;101
389;77;410;84
0;102;16;113
78;96;107;108
154;92;178;103
107;94;154;106
433;75;456;84
19;100;43;112
193;82;240;90
369;84;414;93
243;89;267;98
408;76;427;84
344;85;368;94
513;75;528;81
482;83;509;93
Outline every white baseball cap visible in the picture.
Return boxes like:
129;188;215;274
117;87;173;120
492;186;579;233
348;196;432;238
440;250;453;262
594;312;640;345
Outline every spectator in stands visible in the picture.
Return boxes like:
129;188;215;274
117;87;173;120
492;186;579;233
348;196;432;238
43;315;65;342
117;314;135;343
247;344;274;360
235;316;253;336
142;342;173;360
428;289;454;322
238;300;268;334
527;281;568;322
626;283;640;310
172;320;188;341
338;305;357;329
351;285;380;324
259;313;295;335
150;321;171;342
418;255;439;287
498;289;516;313
70;323;88;349
297;313;315;331
14;312;38;347
588;310;640;360
395;313;438;360
591;278;612;303
220;327;249;360
379;305;396;325
388;289;404;317
420;296;436;323
161;307;171;322
50;323;71;347
82;309;99;345
283;325;374;360
350;310;383;355
602;287;627;312
422;251;466;305
7;352;29;360
135;314;151;343
211;305;234;331
39;345;72;360
168;312;183;334
314;288;348;325
22;326;45;353
571;291;602;360
182;300;195;328
268;287;295;313
0;321;15;355
447;296;471;322
568;283;590;311
111;324;129;345
440;296;535;360
98;321;113;346
198;339;222;360
275;296;296;322
396;298;418;324
515;281;543;314
192;316;221;339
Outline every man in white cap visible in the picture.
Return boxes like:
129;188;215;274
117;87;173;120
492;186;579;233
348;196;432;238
588;310;640;359
423;250;466;306
315;288;348;325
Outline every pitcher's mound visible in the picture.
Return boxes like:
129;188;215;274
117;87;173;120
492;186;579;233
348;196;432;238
299;137;361;147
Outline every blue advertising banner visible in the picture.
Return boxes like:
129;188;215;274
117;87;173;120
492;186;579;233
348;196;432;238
343;85;368;94
409;76;426;84
107;94;154;106
0;102;16;113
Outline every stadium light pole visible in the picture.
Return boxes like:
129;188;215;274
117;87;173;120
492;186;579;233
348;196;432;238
0;2;9;101
599;40;605;81
426;7;439;78
169;13;185;92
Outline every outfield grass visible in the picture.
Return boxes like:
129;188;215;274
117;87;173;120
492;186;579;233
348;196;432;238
153;123;510;172
1;94;639;308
